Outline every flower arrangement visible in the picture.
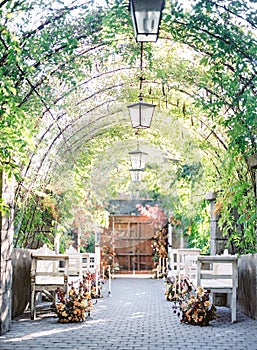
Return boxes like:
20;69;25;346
172;277;216;326
165;276;179;302
55;285;93;323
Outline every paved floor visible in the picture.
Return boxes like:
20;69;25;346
1;278;257;350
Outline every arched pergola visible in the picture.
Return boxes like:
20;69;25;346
0;0;256;333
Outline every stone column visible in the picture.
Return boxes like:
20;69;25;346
0;171;15;335
206;191;226;255
247;154;257;242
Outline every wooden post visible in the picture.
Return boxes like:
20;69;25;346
95;242;100;297
95;269;99;297
108;265;111;296
168;223;172;272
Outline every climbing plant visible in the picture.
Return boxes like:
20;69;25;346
0;0;256;253
162;0;257;252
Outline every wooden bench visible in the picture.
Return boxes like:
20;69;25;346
30;248;69;320
169;248;201;288
177;248;201;284
64;247;97;289
65;246;83;286
81;253;96;274
197;255;238;323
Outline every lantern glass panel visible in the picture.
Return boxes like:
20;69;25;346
130;0;165;42
129;150;147;169
128;101;155;129
130;169;144;182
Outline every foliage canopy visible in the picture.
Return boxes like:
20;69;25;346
0;0;256;254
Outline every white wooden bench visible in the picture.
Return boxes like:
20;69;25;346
81;253;96;274
177;248;201;284
169;248;201;288
65;246;83;286
197;255;238;323
64;247;97;288
30;245;69;320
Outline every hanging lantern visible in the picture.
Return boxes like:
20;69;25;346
128;101;155;129
130;168;144;182
129;146;147;169
129;0;165;42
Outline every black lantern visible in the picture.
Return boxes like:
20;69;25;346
128;100;155;129
130;168;144;182
129;145;147;169
129;0;165;42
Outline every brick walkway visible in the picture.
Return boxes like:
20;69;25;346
1;278;257;349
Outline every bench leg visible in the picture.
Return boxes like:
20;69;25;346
231;289;237;323
31;285;36;320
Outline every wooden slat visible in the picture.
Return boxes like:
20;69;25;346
200;273;233;279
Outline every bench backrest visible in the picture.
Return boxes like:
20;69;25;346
177;248;201;269
31;244;56;273
169;248;201;284
171;248;200;272
197;255;238;289
82;253;96;272
65;246;83;277
31;254;69;287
